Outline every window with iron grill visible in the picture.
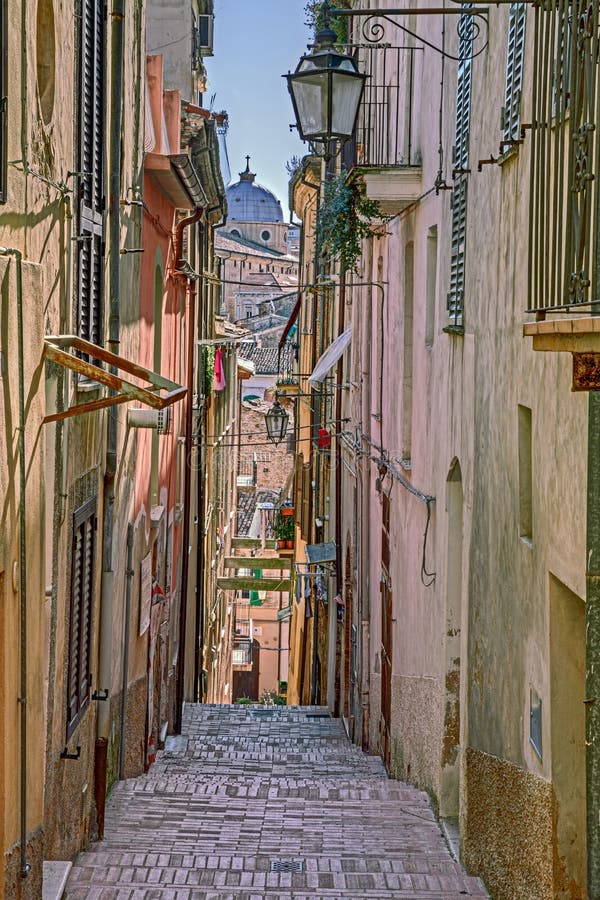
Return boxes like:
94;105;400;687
76;0;104;350
502;3;527;143
447;6;473;328
67;497;97;738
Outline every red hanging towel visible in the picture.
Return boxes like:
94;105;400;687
318;427;331;449
213;347;226;392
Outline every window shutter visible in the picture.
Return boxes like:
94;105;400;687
301;462;312;542
67;497;96;737
447;179;468;328
77;0;105;351
447;5;473;328
503;3;527;142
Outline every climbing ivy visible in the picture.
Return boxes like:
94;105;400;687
317;172;389;274
201;345;216;398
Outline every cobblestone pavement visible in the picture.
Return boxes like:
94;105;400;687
65;704;489;899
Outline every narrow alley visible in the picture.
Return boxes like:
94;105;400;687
64;705;488;899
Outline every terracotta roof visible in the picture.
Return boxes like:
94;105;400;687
238;342;294;375
215;231;297;262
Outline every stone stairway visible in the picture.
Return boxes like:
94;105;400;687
65;705;489;899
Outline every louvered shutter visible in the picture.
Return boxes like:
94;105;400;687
447;6;473;328
447;179;468;327
67;498;96;737
502;3;527;142
77;0;104;351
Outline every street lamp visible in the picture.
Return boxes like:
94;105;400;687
285;4;366;145
265;397;290;445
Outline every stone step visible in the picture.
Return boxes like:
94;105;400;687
42;860;72;900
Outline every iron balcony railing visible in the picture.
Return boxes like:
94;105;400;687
529;0;600;315
345;43;421;169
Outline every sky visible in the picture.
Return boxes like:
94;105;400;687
206;0;313;218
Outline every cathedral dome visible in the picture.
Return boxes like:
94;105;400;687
226;157;284;224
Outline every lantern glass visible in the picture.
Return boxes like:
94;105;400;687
286;40;365;143
265;399;289;445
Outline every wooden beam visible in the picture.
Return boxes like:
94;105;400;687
231;537;277;549
223;557;291;570
216;577;292;593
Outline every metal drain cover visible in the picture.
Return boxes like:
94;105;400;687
306;713;330;719
270;859;305;873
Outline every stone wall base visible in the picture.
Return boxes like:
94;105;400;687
463;747;553;900
5;827;43;900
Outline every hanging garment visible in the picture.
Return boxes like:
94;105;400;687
213;347;226;392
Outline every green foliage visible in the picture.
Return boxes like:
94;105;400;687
317;173;389;273
304;1;349;44
274;511;295;541
201;345;216;398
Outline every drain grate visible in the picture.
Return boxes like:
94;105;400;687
252;708;276;716
306;713;330;719
270;859;305;873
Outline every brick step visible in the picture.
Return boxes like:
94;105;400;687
70;850;468;875
65;866;487;895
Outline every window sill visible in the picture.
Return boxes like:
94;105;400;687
443;325;464;336
76;377;104;393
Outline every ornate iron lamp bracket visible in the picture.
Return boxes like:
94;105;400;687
326;2;498;62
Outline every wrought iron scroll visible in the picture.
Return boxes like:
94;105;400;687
327;5;489;61
529;0;600;314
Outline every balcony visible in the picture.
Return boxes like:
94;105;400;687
344;43;422;214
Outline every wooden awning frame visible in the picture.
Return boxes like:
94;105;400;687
43;334;187;424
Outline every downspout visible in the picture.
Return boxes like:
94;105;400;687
174;207;203;734
97;0;124;830
586;390;600;895
333;277;346;717
0;247;29;878
118;524;134;780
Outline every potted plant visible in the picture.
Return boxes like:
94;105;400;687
274;510;295;548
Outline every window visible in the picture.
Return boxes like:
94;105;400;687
67;498;97;737
447;6;473;329
230;228;240;237
518;405;533;541
425;225;438;347
502;3;527;144
261;229;271;241
76;0;105;351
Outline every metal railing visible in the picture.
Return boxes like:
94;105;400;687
349;44;421;169
529;0;600;314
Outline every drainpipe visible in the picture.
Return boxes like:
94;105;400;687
174;208;203;733
97;0;124;815
333;277;346;717
0;248;29;878
587;390;600;895
118;524;134;780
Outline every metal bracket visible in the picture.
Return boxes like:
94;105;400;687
42;335;187;424
60;745;81;760
325;1;491;62
92;689;109;701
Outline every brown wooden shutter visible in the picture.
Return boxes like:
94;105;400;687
300;461;312;542
67;497;96;737
77;0;104;349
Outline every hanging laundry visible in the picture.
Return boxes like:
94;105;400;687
213;347;226;392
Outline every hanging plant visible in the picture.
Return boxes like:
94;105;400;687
317;172;389;274
201;345;215;398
